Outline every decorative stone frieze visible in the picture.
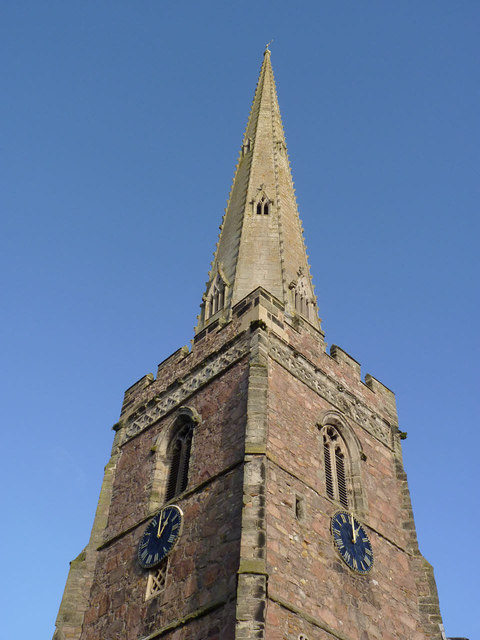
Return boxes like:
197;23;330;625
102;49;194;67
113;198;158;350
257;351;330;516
268;335;393;447
124;336;249;440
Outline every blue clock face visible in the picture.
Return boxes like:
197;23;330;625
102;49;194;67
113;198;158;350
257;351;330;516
138;505;183;569
331;511;373;574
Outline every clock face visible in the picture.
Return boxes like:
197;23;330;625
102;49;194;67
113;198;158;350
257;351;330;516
138;505;183;569
331;511;373;574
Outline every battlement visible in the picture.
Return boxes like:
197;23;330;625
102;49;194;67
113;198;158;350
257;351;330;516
119;288;396;431
330;344;361;376
329;344;395;397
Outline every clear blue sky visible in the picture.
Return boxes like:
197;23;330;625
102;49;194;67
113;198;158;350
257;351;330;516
1;2;478;638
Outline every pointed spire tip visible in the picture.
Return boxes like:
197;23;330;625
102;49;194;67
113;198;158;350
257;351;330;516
264;40;273;54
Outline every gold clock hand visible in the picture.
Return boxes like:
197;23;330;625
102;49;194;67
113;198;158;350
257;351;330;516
157;512;164;538
350;513;357;544
157;513;171;538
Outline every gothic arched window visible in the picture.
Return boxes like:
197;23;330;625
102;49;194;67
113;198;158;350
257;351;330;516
148;407;200;513
205;273;226;320
322;425;349;509
253;186;271;216
165;420;193;502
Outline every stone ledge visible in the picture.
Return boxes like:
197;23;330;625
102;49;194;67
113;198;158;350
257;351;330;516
238;558;268;575
245;442;267;455
139;597;229;640
270;594;350;640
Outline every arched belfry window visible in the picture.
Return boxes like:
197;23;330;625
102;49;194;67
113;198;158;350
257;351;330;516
148;407;201;513
322;425;349;508
165;420;193;502
317;411;367;514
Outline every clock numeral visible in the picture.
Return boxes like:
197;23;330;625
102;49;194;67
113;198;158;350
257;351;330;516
352;557;358;570
341;513;347;523
343;550;351;563
146;554;153;565
364;555;371;566
171;523;179;531
154;553;159;563
333;528;341;536
365;547;372;556
141;549;148;560
335;537;344;549
362;536;368;543
359;561;366;571
168;534;175;543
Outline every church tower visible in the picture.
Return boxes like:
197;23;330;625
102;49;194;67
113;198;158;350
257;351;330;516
54;48;446;640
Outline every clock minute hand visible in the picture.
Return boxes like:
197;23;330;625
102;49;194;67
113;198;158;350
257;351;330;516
157;513;171;538
350;513;357;544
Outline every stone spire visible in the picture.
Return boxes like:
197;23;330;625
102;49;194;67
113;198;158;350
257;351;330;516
196;48;321;334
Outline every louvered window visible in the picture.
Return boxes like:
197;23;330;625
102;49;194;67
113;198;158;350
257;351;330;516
165;422;193;502
324;441;334;500
322;426;349;509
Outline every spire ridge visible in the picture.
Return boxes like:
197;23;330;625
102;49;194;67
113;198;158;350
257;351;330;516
196;52;321;335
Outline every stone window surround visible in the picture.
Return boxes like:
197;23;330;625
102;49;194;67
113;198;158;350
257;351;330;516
148;406;201;513
317;410;367;516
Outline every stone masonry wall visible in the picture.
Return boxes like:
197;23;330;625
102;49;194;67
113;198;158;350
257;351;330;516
78;348;249;639
56;288;444;640
264;323;443;640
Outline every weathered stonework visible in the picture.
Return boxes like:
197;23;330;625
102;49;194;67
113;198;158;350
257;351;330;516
54;49;446;640
124;334;250;440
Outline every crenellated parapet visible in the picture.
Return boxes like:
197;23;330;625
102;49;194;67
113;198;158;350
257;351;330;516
118;289;399;454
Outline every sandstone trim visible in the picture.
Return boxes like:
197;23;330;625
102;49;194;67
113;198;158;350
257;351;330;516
269;594;351;640
139;597;230;640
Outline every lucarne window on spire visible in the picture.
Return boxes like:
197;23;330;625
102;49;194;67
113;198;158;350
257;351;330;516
290;273;314;321
205;273;226;320
256;195;269;215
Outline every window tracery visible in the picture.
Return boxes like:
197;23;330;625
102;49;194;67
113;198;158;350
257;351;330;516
317;411;366;514
251;184;272;216
256;196;270;215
